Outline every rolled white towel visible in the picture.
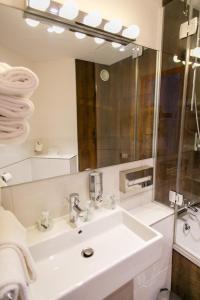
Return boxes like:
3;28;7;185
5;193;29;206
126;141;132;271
0;63;39;97
0;119;30;145
0;248;30;300
0;95;34;119
0;208;37;283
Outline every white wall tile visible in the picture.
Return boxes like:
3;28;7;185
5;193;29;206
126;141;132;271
2;158;154;227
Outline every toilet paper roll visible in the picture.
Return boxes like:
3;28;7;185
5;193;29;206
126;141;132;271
1;172;12;183
0;178;7;187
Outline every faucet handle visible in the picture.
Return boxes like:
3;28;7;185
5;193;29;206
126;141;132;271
69;193;80;205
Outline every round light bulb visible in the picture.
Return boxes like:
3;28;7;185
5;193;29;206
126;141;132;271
47;26;54;33
49;7;59;14
75;32;86;39
122;25;140;39
94;37;105;44
29;0;50;11
83;11;102;27
52;25;65;34
104;19;122;34
111;42;121;49
25;18;40;27
59;0;79;20
173;55;181;63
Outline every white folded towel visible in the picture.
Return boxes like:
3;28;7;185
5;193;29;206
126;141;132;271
0;208;37;283
0;119;30;145
0;63;39;97
0;95;35;119
0;248;30;300
0;63;11;73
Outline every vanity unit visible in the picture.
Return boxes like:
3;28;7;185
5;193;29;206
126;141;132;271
128;202;174;300
24;198;174;300
27;206;163;300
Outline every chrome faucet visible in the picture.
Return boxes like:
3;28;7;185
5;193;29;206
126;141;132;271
183;201;200;224
187;202;198;213
68;193;83;224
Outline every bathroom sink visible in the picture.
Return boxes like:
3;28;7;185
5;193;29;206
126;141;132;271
29;208;163;300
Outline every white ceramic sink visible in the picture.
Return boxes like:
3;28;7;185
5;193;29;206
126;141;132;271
29;208;163;300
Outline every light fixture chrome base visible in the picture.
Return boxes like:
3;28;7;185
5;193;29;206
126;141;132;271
25;0;135;45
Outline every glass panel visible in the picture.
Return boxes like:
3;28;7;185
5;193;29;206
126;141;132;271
178;4;200;203
155;0;188;206
172;5;200;292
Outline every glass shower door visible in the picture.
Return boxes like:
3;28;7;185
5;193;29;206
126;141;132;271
176;2;200;205
174;0;200;255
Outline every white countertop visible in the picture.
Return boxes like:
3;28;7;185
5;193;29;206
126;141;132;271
32;153;77;159
127;201;174;226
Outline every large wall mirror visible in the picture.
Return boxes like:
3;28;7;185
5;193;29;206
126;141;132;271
0;4;158;186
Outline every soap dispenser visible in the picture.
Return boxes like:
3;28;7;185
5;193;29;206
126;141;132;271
89;171;103;208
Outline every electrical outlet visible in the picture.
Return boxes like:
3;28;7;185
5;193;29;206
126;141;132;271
179;17;198;39
169;191;184;207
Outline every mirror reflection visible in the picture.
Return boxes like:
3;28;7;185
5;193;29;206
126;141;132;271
0;4;157;186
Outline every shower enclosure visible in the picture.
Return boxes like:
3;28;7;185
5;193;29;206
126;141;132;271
155;0;200;298
174;0;200;260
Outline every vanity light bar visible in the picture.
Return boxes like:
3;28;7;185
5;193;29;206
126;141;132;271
25;0;137;45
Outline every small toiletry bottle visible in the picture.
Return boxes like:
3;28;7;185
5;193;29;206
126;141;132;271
37;211;53;232
104;194;118;210
82;201;93;222
110;195;117;209
35;141;43;154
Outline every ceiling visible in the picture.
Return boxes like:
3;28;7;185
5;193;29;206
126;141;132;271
0;4;143;65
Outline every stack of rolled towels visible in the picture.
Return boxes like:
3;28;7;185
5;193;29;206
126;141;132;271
0;63;39;145
0;206;37;300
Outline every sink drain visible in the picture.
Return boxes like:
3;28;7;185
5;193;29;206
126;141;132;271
81;248;94;258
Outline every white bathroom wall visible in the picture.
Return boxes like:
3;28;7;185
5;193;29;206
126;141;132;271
0;45;30;67
0;0;163;50
1;158;154;227
31;58;78;155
